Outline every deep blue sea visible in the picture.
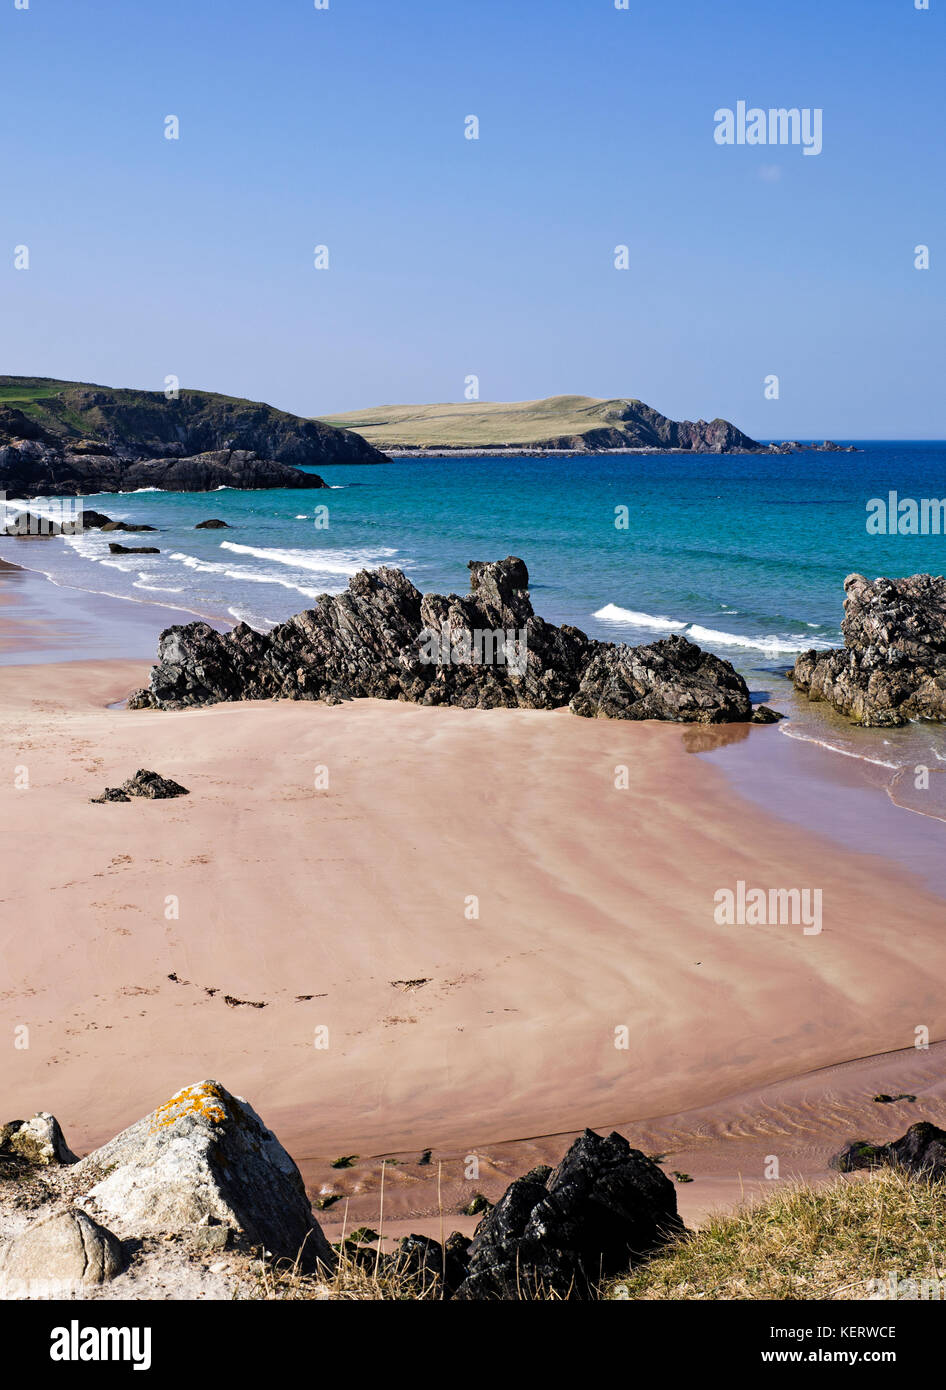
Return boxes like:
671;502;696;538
5;441;946;780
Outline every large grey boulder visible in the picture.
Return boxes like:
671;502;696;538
0;1113;77;1166
0;1208;124;1296
74;1080;333;1271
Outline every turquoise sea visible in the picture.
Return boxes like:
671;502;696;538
4;441;946;781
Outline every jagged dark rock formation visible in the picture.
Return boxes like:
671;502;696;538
831;1122;946;1179
570;633;751;722
794;573;946;726
539;410;761;454
128;557;753;723
0;435;326;497
90;769;189;803
452;1129;684;1299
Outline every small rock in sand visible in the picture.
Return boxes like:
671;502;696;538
91;769;189;803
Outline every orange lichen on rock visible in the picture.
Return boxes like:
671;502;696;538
150;1081;230;1132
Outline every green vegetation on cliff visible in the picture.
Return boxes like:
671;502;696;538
0;376;385;465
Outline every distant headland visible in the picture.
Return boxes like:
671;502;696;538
320;394;856;456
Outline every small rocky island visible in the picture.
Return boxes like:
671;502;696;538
794;572;946;725
129;555;771;724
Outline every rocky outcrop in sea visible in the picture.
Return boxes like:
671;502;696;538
0;410;327;496
794;572;946;726
129;555;756;724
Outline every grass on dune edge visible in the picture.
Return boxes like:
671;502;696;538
245;1170;946;1301
605;1169;946;1301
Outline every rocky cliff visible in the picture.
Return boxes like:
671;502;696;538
0;377;386;496
0;378;386;464
0;407;329;495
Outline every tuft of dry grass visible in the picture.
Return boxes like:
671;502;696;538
604;1169;946;1301
245;1244;443;1301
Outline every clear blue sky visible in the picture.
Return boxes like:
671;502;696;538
1;0;943;437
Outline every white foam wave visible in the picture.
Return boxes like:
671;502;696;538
227;606;277;630
165;550;327;599
594;602;835;656
686;625;832;656
168;551;229;573
64;533;109;559
218;541;400;576
593;604;688;632
779;724;901;769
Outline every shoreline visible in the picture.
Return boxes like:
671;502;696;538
381;443;858;458
2;572;946;1233
0;552;232;665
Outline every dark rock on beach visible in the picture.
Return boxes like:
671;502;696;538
794;572;946;725
91;769;189;803
750;704;784;724
887;1122;946;1178
1;505;155;537
452;1129;684;1300
108;542;160;555
128;556;753;724
569;633;751;722
831;1122;946;1179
